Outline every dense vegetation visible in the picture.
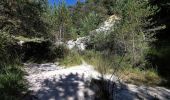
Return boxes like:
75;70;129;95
0;0;170;99
0;0;48;99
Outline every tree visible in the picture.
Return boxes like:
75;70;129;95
0;0;48;37
57;1;72;41
102;0;115;15
88;0;156;67
46;1;72;42
148;0;170;84
69;0;107;38
112;0;156;66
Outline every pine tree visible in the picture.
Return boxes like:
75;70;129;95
149;0;170;84
0;0;48;37
108;0;157;66
46;1;72;42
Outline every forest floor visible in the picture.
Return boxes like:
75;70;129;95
24;62;170;100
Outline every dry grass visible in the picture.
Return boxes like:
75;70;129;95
59;51;82;67
82;50;162;86
82;51;113;74
59;50;161;86
118;67;161;86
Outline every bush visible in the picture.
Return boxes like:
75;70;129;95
0;69;26;100
0;31;26;100
118;66;161;86
59;51;82;67
83;50;114;74
22;40;69;63
83;50;161;86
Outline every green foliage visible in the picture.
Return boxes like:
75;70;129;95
79;12;101;36
83;50;114;74
0;0;49;37
0;1;169;99
119;66;161;86
68;0;108;38
83;50;161;85
59;51;82;67
88;0;157;67
0;31;20;70
83;0;163;86
0;0;48;98
45;1;72;41
0;70;26;100
45;0;111;40
102;0;115;15
88;32;112;51
148;0;170;86
112;0;156;65
0;31;26;100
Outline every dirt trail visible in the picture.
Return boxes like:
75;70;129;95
24;63;99;100
24;63;170;100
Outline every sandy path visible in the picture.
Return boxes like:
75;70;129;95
24;63;99;100
24;63;170;100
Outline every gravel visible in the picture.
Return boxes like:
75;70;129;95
24;63;170;100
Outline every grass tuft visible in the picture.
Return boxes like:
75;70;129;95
0;65;27;100
82;50;161;86
118;66;161;85
59;51;82;67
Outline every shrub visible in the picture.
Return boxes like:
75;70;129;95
0;68;26;100
21;40;69;63
83;50;161;86
118;66;161;85
0;31;26;100
59;51;82;67
83;50;114;74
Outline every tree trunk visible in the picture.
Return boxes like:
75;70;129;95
59;26;62;42
132;31;135;65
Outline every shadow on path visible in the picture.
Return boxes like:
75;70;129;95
35;72;94;100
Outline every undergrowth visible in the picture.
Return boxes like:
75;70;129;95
0;31;26;100
82;50;161;86
118;66;161;86
0;65;26;100
58;49;161;86
59;50;82;67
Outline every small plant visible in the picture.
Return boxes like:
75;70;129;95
118;66;161;85
0;31;27;100
83;50;114;74
59;51;82;67
0;68;27;100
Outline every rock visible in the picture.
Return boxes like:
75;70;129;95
66;15;120;51
67;40;76;49
17;40;24;46
55;41;64;46
66;36;90;51
95;15;120;33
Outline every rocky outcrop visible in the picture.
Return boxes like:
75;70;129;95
66;15;120;51
95;15;120;33
66;36;90;51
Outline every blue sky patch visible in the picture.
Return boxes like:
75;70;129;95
48;0;85;6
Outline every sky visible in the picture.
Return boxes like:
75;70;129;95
48;0;85;6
